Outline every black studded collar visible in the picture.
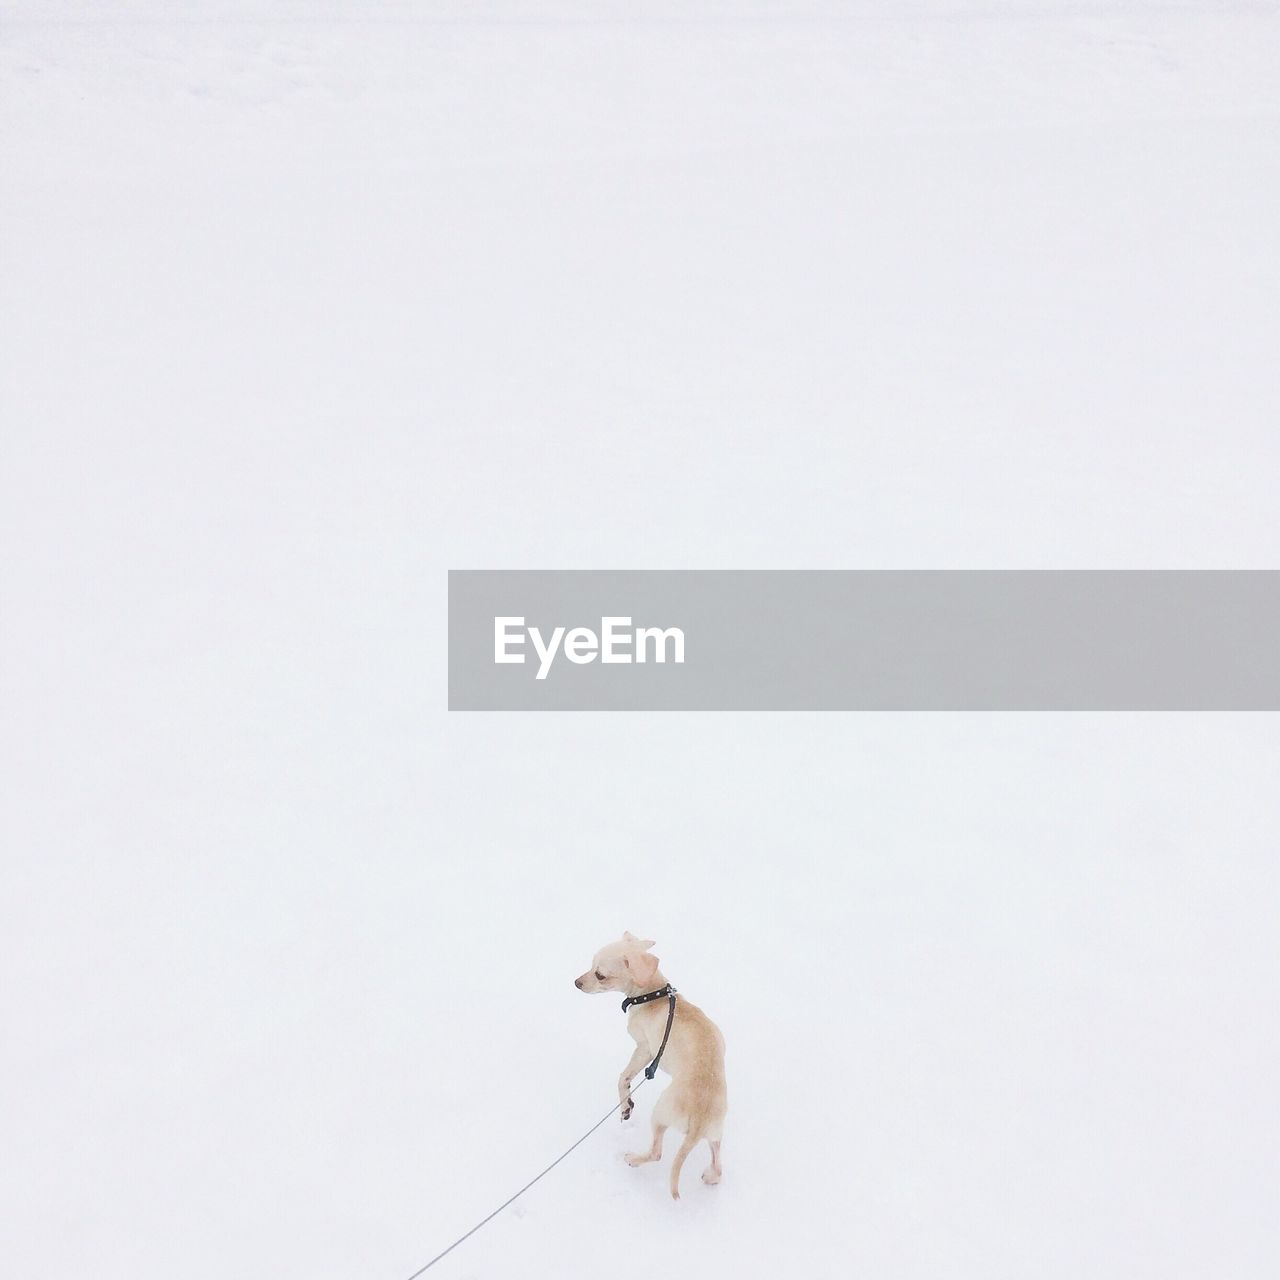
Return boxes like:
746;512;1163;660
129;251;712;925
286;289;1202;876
621;983;676;1012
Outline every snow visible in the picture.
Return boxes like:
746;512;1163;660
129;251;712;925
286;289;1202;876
1;3;1278;1279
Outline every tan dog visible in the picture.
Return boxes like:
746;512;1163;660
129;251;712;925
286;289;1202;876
575;933;727;1199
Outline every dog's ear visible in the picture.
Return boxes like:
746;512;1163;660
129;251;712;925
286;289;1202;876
623;931;657;950
624;951;659;984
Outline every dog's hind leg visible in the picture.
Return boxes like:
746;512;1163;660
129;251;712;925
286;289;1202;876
701;1139;722;1185
625;1123;666;1167
626;1085;676;1167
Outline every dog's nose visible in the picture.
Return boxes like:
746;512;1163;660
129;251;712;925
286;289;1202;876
574;978;584;989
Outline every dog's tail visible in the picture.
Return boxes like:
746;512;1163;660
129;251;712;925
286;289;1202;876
669;1114;707;1201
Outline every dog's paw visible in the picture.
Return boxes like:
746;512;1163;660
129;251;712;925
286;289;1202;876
623;1152;648;1167
620;1102;633;1121
702;1168;721;1185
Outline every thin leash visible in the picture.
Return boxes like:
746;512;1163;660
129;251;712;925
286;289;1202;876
403;989;678;1280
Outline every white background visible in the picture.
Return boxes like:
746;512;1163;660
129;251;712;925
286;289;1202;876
1;3;1277;1278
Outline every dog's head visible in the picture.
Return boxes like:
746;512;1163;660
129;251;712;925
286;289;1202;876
575;932;659;994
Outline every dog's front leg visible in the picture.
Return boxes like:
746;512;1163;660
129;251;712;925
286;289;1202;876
618;1043;649;1120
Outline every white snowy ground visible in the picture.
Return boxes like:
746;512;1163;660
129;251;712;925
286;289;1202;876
2;3;1278;1278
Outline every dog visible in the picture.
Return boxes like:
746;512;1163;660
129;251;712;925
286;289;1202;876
575;932;727;1199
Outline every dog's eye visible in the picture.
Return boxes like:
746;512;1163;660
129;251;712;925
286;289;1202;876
595;971;605;981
